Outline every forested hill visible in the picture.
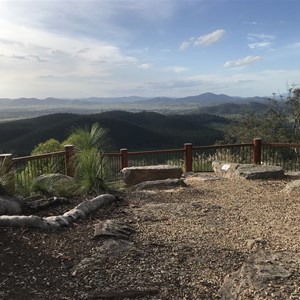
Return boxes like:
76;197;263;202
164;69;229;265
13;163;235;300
0;111;228;156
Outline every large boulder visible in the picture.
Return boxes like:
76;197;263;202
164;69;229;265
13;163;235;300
120;165;183;186
212;161;285;180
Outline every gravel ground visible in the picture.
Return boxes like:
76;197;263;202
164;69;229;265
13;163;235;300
0;174;300;299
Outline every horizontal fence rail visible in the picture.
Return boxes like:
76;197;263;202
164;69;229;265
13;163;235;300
3;139;300;193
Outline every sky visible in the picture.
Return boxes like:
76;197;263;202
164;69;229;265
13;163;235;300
0;0;300;99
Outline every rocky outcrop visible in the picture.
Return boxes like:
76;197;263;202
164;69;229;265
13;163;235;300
218;250;300;299
212;161;285;180
121;165;183;186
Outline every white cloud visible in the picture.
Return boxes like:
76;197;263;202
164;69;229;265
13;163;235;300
143;79;201;90
0;19;137;76
248;42;271;49
138;63;152;70
0;0;179;43
243;21;258;25
224;56;263;68
194;29;226;46
288;42;300;49
247;33;275;42
247;33;275;50
171;67;188;73
140;69;300;98
162;66;188;73
179;41;190;51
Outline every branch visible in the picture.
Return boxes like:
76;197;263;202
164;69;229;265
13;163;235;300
0;194;117;230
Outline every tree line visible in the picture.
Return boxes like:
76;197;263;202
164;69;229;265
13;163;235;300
223;87;300;144
0;111;227;156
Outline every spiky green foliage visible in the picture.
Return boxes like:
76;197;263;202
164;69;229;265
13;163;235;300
0;155;14;195
67;123;111;195
65;123;111;152
74;149;109;195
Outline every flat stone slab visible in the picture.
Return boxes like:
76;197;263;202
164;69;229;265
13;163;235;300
130;178;187;191
121;165;183;186
212;161;285;180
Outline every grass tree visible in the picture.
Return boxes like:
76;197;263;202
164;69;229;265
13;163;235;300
65;123;111;195
0;155;14;195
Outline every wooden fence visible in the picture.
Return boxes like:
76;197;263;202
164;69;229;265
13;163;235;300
2;138;300;189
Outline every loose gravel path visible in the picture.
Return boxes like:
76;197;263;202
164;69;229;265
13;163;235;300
0;174;299;299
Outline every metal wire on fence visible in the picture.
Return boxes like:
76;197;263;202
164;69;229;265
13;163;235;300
262;143;300;171
128;149;184;168
192;143;253;172
103;153;122;181
13;151;66;192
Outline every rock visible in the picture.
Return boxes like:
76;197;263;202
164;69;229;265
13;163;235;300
282;179;300;193
212;161;285;180
121;165;183;186
184;172;222;181
245;238;267;252
93;220;136;240
31;173;77;196
131;178;187;191
218;250;300;299
71;239;143;276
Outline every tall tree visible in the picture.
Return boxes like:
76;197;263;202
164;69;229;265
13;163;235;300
286;87;300;141
223;94;291;144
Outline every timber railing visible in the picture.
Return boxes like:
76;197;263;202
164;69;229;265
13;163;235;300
2;138;300;190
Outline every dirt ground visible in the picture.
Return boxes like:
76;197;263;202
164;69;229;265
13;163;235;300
0;174;300;299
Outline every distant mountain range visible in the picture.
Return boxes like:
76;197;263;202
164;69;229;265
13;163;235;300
140;92;268;106
0;92;279;122
0;92;269;107
0;96;147;106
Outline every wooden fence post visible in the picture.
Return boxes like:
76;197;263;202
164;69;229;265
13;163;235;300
253;138;262;164
184;143;193;173
0;153;15;194
64;145;75;177
120;148;128;169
